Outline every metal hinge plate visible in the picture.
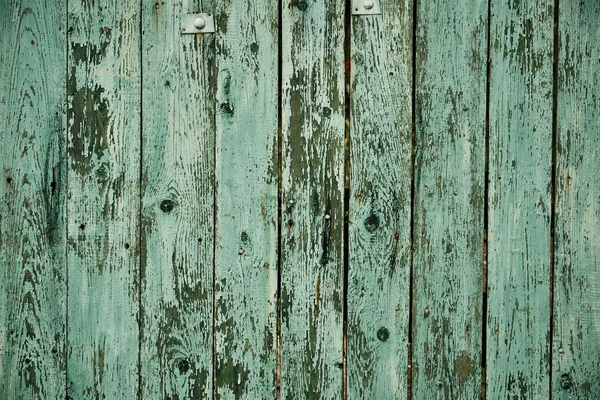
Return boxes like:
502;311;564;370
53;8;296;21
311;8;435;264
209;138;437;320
181;13;215;34
352;0;381;15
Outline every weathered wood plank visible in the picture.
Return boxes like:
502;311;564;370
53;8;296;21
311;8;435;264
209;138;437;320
412;0;487;398
280;0;345;398
486;1;554;398
347;0;412;397
212;0;279;398
140;1;215;398
553;1;600;398
0;2;67;399
65;1;141;398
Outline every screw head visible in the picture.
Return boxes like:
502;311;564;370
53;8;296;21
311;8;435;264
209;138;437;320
363;0;374;9
193;17;206;29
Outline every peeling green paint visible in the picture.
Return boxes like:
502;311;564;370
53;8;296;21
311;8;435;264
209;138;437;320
412;0;486;397
65;2;141;398
487;1;553;397
214;0;279;398
67;84;110;176
3;1;600;399
281;0;345;398
553;2;600;398
0;2;67;399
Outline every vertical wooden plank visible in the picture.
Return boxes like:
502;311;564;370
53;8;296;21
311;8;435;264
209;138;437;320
280;0;345;398
212;0;279;398
553;2;600;397
412;0;487;398
140;1;215;398
0;2;67;399
487;0;553;397
65;1;141;398
347;0;412;398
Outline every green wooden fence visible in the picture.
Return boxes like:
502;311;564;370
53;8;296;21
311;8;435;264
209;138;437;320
1;0;599;398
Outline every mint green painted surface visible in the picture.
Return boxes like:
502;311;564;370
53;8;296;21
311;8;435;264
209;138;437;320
347;0;412;397
0;2;66;399
140;1;215;398
2;1;600;399
213;0;279;398
553;2;600;398
65;2;141;398
280;1;345;398
486;1;553;398
412;0;487;398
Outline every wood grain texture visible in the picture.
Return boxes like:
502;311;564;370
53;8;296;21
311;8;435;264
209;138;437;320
412;0;487;398
280;0;345;398
347;0;412;397
553;1;600;398
65;1;141;398
486;1;554;398
0;2;67;399
212;0;279;398
140;1;215;398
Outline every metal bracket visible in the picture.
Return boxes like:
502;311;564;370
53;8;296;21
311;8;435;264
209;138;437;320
352;0;381;15
181;13;215;34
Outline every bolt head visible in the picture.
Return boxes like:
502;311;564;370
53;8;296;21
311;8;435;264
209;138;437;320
363;0;374;9
193;17;206;29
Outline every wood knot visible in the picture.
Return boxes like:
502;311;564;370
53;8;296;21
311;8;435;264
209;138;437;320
296;0;309;11
219;102;234;115
178;359;190;374
160;199;174;213
376;327;389;342
560;374;572;390
364;214;379;233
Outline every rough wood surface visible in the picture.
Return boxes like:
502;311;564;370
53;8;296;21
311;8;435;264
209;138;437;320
412;0;487;398
280;0;346;398
553;1;600;398
0;2;67;399
486;1;554;398
212;0;279;398
65;2;141;398
2;2;600;398
347;0;412;398
140;1;215;398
